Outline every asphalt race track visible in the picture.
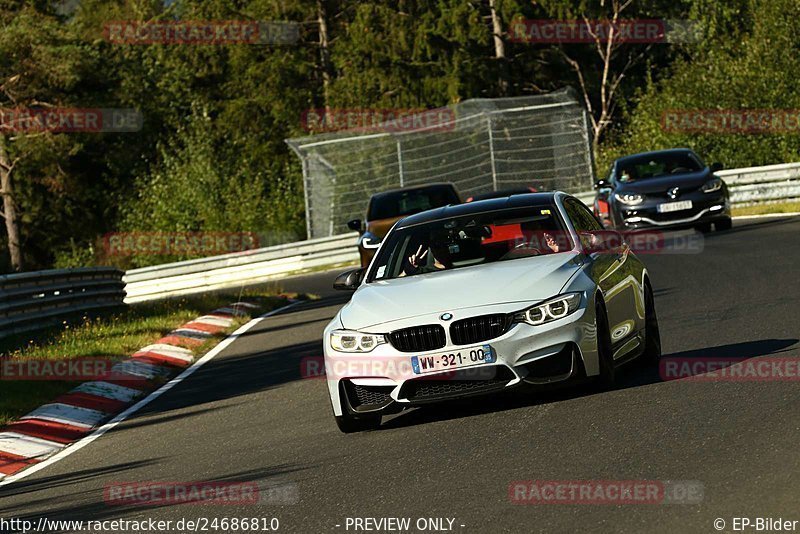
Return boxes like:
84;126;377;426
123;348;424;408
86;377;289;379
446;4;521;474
2;216;799;533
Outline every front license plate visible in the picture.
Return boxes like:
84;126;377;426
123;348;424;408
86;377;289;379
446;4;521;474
411;345;495;375
657;200;693;213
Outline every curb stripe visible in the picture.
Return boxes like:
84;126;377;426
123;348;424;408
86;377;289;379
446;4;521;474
74;381;146;401
170;328;213;339
156;335;205;348
54;392;129;414
182;322;225;334
0;452;38;475
132;349;194;365
193;316;234;327
212;308;247;317
133;353;192;369
111;360;172;380
230;302;259;309
0;432;65;460
21;404;108;430
137;344;194;357
4;420;90;444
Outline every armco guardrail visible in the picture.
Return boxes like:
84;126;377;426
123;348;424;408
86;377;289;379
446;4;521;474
0;267;126;339
121;162;798;303
123;233;359;303
717;162;800;204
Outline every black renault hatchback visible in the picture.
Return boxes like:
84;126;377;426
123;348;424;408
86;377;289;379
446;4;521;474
593;148;731;232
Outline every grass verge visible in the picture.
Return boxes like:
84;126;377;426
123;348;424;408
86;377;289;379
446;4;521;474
733;201;800;217
0;290;302;427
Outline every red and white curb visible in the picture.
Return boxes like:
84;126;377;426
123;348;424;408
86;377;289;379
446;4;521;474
0;299;296;483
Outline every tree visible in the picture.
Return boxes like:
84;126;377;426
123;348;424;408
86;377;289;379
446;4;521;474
0;5;95;271
531;0;689;162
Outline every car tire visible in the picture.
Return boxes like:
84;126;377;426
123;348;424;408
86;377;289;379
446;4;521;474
714;217;733;231
335;413;381;434
594;298;616;389
641;282;662;365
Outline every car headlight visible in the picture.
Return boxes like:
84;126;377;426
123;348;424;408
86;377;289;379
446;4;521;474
330;330;387;352
701;178;723;193
615;192;644;205
512;293;582;326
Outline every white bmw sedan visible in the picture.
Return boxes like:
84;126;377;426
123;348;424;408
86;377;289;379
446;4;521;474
324;192;661;432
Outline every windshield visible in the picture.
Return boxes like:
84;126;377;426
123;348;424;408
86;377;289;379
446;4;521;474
367;186;459;220
367;204;573;282
617;152;704;182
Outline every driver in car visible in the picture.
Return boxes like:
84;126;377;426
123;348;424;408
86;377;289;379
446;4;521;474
401;241;452;276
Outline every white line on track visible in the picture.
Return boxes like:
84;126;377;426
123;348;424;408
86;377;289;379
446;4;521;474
0;300;300;489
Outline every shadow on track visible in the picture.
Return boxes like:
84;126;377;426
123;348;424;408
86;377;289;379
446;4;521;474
380;338;799;431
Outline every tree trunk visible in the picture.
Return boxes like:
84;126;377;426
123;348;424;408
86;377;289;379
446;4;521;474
0;134;22;271
488;0;508;95
317;0;332;114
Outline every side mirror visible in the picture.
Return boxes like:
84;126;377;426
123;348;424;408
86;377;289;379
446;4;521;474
594;179;610;190
333;268;365;291
582;230;625;254
710;162;723;173
347;219;363;232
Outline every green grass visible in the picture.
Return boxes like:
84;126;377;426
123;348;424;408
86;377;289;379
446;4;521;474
0;290;299;427
733;201;800;217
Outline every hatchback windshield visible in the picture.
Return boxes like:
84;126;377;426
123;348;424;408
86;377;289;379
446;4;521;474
367;185;459;220
368;204;573;282
618;152;704;182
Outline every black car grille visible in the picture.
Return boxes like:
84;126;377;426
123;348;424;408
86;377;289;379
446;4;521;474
399;367;515;402
450;314;511;345
388;325;446;353
352;384;392;407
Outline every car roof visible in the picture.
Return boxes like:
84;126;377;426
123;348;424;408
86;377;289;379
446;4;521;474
395;192;559;228
369;182;457;200
468;187;536;201
614;148;699;167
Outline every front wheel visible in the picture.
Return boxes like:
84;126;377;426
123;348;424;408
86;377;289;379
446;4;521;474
714;217;733;231
335;413;381;433
641;283;662;365
594;299;615;389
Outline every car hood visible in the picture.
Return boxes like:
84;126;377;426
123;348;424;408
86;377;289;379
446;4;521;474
340;252;583;330
618;169;712;194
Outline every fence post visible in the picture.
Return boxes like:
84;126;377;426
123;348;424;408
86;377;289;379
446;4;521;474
301;158;312;239
486;114;498;191
581;109;596;186
397;138;404;188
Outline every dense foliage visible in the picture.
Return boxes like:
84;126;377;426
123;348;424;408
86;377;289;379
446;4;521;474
0;0;796;272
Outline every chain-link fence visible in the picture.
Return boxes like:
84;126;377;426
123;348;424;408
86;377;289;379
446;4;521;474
286;87;595;239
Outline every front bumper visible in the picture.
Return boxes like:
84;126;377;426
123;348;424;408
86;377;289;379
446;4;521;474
324;301;599;417
616;194;730;230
